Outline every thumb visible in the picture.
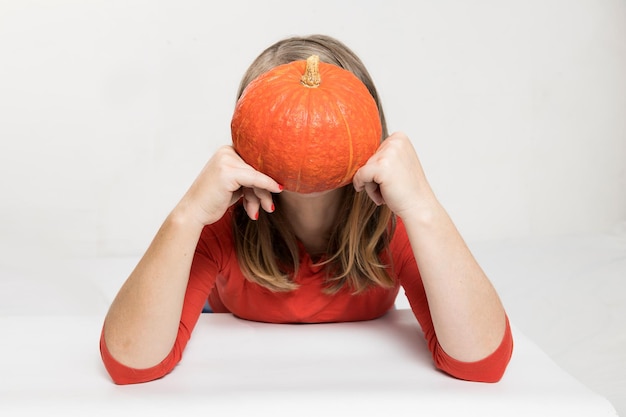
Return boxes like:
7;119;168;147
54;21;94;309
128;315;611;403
363;182;384;206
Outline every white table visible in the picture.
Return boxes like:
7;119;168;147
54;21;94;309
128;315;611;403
0;309;617;416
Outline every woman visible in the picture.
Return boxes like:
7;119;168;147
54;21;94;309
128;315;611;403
100;34;513;385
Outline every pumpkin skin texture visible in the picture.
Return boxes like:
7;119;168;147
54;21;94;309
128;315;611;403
231;55;382;194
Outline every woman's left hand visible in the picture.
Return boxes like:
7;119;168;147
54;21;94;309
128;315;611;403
356;132;509;368
353;131;435;218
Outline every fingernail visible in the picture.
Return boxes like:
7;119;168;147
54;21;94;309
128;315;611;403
270;204;275;212
254;211;259;220
278;184;284;191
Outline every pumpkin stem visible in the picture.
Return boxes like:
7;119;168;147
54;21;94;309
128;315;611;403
300;55;321;88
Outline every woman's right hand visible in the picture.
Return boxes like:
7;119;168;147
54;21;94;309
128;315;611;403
177;145;283;225
103;146;281;374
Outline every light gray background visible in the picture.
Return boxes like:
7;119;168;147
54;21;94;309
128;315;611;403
1;1;625;414
1;0;624;259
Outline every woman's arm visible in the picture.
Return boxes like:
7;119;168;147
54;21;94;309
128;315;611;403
102;209;204;369
401;197;507;362
102;146;282;370
354;132;508;363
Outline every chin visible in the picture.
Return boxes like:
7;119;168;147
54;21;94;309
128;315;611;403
282;187;344;199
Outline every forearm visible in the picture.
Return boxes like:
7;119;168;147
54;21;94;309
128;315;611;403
401;197;507;362
103;205;204;369
353;132;508;364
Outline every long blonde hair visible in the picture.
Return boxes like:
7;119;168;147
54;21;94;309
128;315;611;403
232;34;395;294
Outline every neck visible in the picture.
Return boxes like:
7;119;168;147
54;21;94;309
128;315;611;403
279;188;343;255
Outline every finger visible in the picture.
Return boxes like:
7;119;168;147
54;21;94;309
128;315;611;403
353;162;386;205
223;145;284;193
231;166;283;195
242;187;261;220
364;182;384;206
251;187;275;213
352;166;368;192
229;188;244;207
353;160;378;192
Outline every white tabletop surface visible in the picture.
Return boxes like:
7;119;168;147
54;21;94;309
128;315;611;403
0;309;617;416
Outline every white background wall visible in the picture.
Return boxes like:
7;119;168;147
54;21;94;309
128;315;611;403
1;0;625;259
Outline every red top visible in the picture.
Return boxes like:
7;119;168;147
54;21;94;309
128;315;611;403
100;209;513;384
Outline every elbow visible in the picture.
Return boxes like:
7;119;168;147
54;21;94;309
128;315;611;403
99;328;177;385
433;321;514;383
438;357;510;383
106;369;168;386
434;345;513;383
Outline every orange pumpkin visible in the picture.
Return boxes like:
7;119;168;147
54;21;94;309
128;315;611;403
231;55;382;193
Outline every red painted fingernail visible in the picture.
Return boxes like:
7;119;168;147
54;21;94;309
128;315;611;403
254;211;259;220
278;184;284;191
271;204;275;212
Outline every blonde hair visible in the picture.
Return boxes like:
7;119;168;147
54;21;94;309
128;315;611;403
232;34;396;294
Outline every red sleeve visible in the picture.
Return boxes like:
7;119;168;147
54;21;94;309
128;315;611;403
430;316;513;383
392;220;513;383
99;319;192;385
99;212;234;384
